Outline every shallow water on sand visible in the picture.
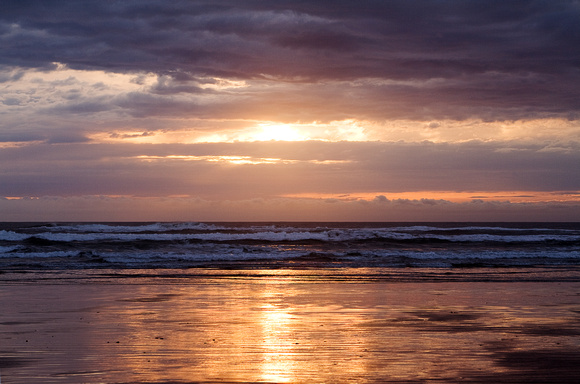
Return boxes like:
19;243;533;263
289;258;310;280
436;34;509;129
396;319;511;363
1;271;580;383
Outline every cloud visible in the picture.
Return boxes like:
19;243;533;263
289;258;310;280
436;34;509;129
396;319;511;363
1;1;579;122
1;141;578;198
1;194;579;222
2;1;579;222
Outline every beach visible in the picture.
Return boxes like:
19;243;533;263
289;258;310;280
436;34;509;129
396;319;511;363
3;0;580;381
1;269;580;383
1;222;579;382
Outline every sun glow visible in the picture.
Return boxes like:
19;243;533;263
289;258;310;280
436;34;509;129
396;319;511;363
252;124;306;141
86;119;373;144
135;155;287;164
133;155;352;165
214;120;369;142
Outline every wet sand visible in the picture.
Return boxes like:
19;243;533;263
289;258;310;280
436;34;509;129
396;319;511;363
1;270;580;383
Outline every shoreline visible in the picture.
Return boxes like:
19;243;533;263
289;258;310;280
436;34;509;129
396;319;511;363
2;266;580;284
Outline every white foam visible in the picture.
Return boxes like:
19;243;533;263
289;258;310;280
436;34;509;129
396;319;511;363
39;222;225;233
0;230;29;241
0;250;79;258
5;226;577;243
20;228;419;242
0;245;19;255
389;225;576;233
435;234;578;242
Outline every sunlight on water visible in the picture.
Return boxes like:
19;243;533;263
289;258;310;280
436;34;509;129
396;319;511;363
260;303;296;383
1;273;580;383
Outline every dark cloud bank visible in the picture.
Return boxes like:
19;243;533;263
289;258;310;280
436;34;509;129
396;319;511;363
2;0;580;121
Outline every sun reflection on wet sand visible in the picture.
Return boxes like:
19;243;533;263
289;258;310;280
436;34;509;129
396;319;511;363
1;271;580;383
259;302;297;383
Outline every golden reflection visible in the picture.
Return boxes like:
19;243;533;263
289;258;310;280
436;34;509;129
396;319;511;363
259;303;297;383
79;274;377;382
6;276;579;382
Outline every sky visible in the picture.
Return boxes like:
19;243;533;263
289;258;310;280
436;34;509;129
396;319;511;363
1;0;580;221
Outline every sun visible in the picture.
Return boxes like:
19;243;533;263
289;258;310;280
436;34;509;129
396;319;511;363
252;123;306;141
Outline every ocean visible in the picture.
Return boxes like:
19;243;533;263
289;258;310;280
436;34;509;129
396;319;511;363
1;222;579;281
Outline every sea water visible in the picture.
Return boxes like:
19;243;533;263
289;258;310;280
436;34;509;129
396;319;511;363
1;222;578;276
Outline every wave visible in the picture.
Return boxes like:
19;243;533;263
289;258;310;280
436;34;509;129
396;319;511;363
34;222;224;233
1;222;578;271
1;230;578;244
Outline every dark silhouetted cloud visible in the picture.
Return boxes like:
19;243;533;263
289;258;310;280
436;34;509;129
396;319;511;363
1;1;579;121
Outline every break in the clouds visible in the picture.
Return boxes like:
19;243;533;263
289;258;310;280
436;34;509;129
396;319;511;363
1;0;579;220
